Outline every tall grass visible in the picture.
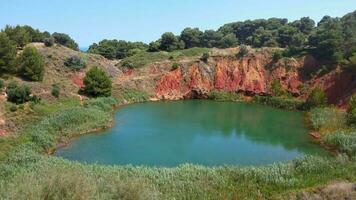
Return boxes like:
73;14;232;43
309;107;347;134
253;96;305;110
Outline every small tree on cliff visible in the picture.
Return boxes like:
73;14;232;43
82;66;112;97
306;86;327;108
17;46;45;81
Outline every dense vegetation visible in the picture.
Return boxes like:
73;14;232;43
87;10;356;70
82;66;112;97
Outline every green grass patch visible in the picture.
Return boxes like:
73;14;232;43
309;107;347;134
208;90;242;101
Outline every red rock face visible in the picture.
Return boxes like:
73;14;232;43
0;129;7;137
72;73;85;88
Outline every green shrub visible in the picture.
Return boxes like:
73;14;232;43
347;94;356;126
253;96;305;110
236;45;249;58
82;66;112;97
44;37;55;47
270;79;288;97
64;55;86;71
6;82;31;104
171;62;179;71
17;46;44;81
272;50;284;62
0;79;4;90
200;52;210;62
0;32;17;74
121;60;134;69
306;87;327;109
51;84;60;98
309;107;347;133
208;90;242;101
9;105;17;112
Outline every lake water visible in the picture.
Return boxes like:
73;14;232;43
56;100;328;166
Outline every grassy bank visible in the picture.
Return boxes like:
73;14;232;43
0;93;355;199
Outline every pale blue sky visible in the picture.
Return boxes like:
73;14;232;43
0;0;355;47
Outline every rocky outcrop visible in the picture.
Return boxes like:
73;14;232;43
153;50;307;100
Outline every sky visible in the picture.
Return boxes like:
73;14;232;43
0;0;355;47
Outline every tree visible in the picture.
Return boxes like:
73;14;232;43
201;30;223;48
306;86;327;108
4;25;31;48
83;66;112;97
17;46;45;81
44;37;55;47
291;17;315;35
220;33;238;48
287;33;307;55
159;32;184;52
180;28;203;48
6;81;31;104
277;25;299;47
52;32;79;50
0;32;16;73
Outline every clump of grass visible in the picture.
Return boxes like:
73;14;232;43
208;90;242;101
84;97;117;111
309;107;347;134
113;88;149;104
324;131;356;157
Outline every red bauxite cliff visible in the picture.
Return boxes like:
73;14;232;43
154;50;306;100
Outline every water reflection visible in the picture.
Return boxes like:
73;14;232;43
56;100;328;166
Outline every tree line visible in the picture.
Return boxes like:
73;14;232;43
88;10;356;66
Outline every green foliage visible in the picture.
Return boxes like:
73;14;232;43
306;87;327;109
113;88;149;104
88;39;147;59
208;90;242;101
83;66;112;97
64;55;86;71
16;46;44;81
159;32;185;52
236;45;249;58
253;96;305;110
347;94;356;126
0;32;16;74
180;27;203;49
171;62;179;71
51;84;60;98
44;37;55;47
272;49;285;61
52;32;79;51
121;60;134;69
309;107;347;133
270;79;288;97
3;25;30;48
84;97;117;111
324;131;356;157
0;79;3;90
200;52;210;62
6;81;31;104
9;104;17;112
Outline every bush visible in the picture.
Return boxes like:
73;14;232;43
236;45;249;58
51;84;60;98
6;81;31;104
324;131;356;156
44;37;55;47
17;46;44;81
84;97;117;111
253;96;305;110
82;66;112;97
121;60;134;69
171;62;179;71
0;32;17;74
200;52;210;62
208;90;242;101
0;79;4;90
305;87;327;109
64;55;86;71
9;105;17;112
347;94;356;126
272;50;284;62
270;79;288;97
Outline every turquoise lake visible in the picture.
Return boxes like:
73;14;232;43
56;100;328;166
